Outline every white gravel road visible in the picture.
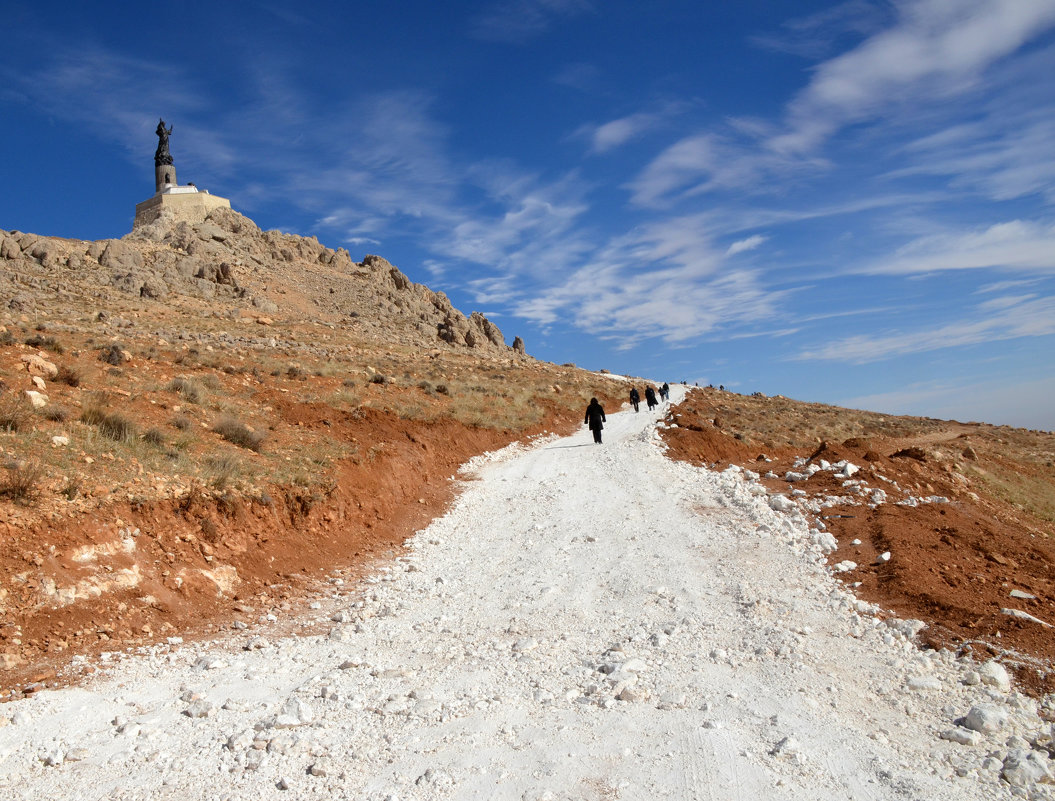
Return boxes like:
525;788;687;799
1;386;1051;800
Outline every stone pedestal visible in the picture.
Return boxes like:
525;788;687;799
155;163;177;192
133;186;231;229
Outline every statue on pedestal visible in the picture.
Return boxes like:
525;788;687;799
154;119;174;167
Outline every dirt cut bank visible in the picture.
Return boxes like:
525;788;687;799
662;387;1055;695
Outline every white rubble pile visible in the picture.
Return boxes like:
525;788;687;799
0;385;1051;800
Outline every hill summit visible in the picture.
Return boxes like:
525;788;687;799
3;207;519;355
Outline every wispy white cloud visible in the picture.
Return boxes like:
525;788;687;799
726;234;768;256
770;0;1055;154
631;1;1055;207
627;134;819;207
889;43;1055;203
514;217;788;345
469;0;593;43
796;293;1055;363
975;278;1045;294
860;220;1055;275
577;103;690;154
438;164;592;280
551;62;601;91
583;113;660;154
750;0;890;59
1;47;218;168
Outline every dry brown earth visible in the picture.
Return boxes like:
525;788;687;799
661;387;1055;694
0;211;626;696
3;210;1053;704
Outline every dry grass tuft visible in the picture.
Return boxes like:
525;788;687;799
55;365;82;387
205;452;242;489
25;334;64;353
143;427;167;446
214;416;265;451
81;403;138;442
0;394;32;432
0;460;45;504
167;376;205;404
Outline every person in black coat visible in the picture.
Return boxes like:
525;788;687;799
645;386;658;410
629;387;640;413
584;397;606;444
661;382;670;402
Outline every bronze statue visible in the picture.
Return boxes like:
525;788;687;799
154;119;173;166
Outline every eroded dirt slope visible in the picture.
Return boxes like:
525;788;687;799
662;387;1055;694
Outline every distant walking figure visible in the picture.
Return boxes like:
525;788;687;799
584;397;607;444
661;382;670;402
629;387;640;413
645;386;658;411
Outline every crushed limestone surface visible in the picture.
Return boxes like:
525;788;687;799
0;387;1050;799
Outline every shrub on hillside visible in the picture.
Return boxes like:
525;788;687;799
170;414;193;431
0;395;31;432
0;460;44;504
24;334;63;353
142;427;166;446
167;376;204;404
99;343;128;365
81;404;137;442
213;416;264;451
56;365;82;387
40;405;70;422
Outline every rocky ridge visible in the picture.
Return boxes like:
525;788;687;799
2;207;515;355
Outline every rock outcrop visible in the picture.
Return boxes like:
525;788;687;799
1;208;518;354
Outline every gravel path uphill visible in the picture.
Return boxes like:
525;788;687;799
1;386;1050;800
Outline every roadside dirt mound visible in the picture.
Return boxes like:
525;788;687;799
0;399;592;696
663;388;1055;695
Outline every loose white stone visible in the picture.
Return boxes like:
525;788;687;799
227;730;255;751
512;637;538;654
770;735;800;756
1002;749;1053;786
907;676;942;692
833;560;857;573
1002;608;1052;627
184;699;216;719
769;494;796;512
962;704;1008;734
42;749;65;767
811;530;838;553
978;660;1012;692
940;727;982;746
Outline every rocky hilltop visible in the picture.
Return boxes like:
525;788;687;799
0;207;620;694
2;207;519;355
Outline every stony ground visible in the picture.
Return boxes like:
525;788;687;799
2;390;1053;800
661;388;1055;696
1;210;1054;797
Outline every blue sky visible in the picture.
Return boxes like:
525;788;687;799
2;0;1054;429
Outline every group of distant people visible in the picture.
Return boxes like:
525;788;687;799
584;381;671;444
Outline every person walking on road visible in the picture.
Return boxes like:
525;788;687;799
584;397;607;444
660;382;670;402
629;387;640;413
645;386;658;411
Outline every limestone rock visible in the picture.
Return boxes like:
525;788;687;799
978;660;1012;692
99;240;144;272
1002;749;1053;786
21;354;58;379
962;703;1008;734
